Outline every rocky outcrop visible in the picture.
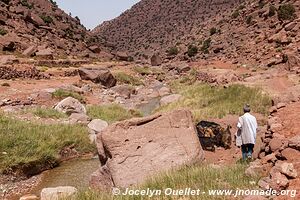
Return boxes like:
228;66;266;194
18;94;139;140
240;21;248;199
54;97;86;115
160;94;182;106
78;67;117;88
91;110;204;189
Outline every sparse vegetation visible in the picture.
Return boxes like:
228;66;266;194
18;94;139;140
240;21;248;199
52;89;84;103
201;38;211;54
87;104;142;123
74;163;258;200
269;5;277;17
32;107;67;119
0;114;94;171
1;82;10;87
0;28;8;36
40;15;54;24
133;66;152;75
232;10;239;18
187;44;198;57
277;4;296;21
156;82;271;121
114;72;143;86
209;27;217;36
20;0;33;9
166;46;179;56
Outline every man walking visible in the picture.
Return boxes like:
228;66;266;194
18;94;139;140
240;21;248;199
237;104;258;160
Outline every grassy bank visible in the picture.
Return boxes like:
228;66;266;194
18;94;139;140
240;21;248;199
0;114;94;172
75;163;258;200
157;82;271;121
87;104;142;124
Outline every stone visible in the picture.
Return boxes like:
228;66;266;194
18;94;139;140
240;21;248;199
160;94;182;106
276;103;286;109
269;171;289;190
22;45;37;56
40;186;77;200
93;110;204;189
158;87;171;96
88;119;108;134
19;194;38;200
69;113;90;124
261;153;277;164
281;148;300;162
270;123;283;133
288;135;300;150
176;64;191;73
285;22;297;31
54;97;86;115
258;177;271;190
78;67;117;88
269;138;283;152
276;162;298;179
245;160;272;177
111;85;136;99
35;48;54;60
89;165;114;191
88;45;101;53
151;54;162;66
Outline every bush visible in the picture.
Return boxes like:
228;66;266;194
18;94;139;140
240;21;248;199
49;0;57;7
87;104;142;123
201;38;211;54
52;89;84;103
269;5;277;17
187;44;198;57
210;27;217;36
114;72;143;86
20;0;33;9
232;10;239;18
0;28;8;36
278;4;296;21
40;15;53;24
246;16;252;24
166;46;179;56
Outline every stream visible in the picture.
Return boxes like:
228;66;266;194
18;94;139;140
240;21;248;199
31;97;161;195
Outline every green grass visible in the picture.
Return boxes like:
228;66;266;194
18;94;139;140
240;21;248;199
74;163;258;200
52;89;84;103
32;107;67;119
0;114;94;172
156;82;271;121
114;72;144;86
133;66;153;75
87;104;142;124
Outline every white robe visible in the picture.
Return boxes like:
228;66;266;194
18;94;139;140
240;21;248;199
237;113;258;145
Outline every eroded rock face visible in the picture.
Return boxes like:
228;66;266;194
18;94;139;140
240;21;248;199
78;68;117;88
91;110;204;189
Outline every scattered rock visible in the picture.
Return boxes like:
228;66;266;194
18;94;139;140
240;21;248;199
54;97;86;115
281;148;300;162
269;138;283;152
22;46;37;57
158;86;171;96
276;103;286;109
276;162;298;179
269;171;289;190
111;85;136;99
35;48;54;60
151;54;162;66
69;113;91;124
245;160;272;177
160;94;182;106
40;186;77;200
88;119;108;134
288;135;300;150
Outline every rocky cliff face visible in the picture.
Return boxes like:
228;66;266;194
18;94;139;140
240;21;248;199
92;0;300;70
0;0;89;57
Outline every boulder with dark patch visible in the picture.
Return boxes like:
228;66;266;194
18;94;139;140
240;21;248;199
196;121;232;152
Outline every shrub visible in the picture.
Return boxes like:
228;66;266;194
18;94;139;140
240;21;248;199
0;28;8;36
114;72;143;86
269;5;277;17
232;10;239;18
52;89;84;103
166;46;179;56
278;4;296;21
246;16;252;24
187;44;198;57
209;27;217;36
201;38;211;54
40;15;53;24
87;104;142;123
49;0;57;7
20;0;33;9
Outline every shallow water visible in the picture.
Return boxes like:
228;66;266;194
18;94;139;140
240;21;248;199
32;157;99;195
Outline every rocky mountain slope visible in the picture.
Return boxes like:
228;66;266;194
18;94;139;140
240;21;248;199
0;0;89;57
92;0;300;71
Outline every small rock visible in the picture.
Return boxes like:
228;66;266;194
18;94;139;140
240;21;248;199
276;103;286;109
41;186;77;200
288;135;300;150
19;194;38;200
269;138;283;152
54;97;86;115
160;94;182;106
88;119;108;134
69;113;91;124
258;177;271;190
269;171;289;190
270;123;283;133
276;162;298;179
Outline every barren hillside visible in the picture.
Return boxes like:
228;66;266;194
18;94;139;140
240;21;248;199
0;0;89;57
